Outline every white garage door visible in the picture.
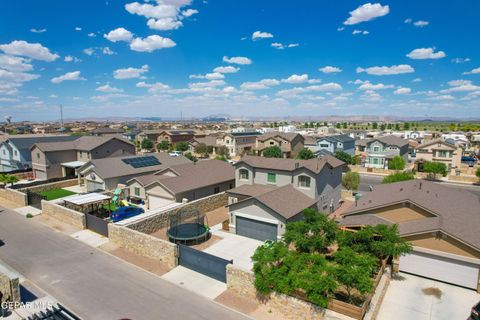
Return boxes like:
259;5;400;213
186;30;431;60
400;251;479;289
148;195;174;209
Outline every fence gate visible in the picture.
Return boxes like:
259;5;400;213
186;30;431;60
178;244;232;282
26;190;46;209
85;213;109;237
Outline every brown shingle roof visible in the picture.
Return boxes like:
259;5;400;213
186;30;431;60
237;155;344;174
257;132;303;142
341;180;480;251
33;136;133;152
370;136;409;148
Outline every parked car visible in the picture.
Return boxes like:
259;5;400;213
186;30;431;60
110;206;144;222
169;151;183;157
470;301;480;320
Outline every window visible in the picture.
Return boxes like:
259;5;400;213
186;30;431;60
134;187;140;196
320;144;329;148
13;150;17;156
438;150;447;158
267;172;276;184
214;186;220;194
239;169;249;180
373;146;380;152
373;158;379;165
36;153;40;159
298;175;311;188
270;141;274;145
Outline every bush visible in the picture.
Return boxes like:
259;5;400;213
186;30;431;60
214;155;228;162
382;171;414;184
184;152;198;162
140;138;153;150
476;167;480;182
342;172;360;191
194;143;208;155
334;151;352;165
176;142;189;152
216;145;230;158
262;146;282;158
423;161;448;179
388;156;406;170
157;140;170;151
296;148;315;160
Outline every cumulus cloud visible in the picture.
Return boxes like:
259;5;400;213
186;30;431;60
413;20;429;27
147;18;183;30
451;57;470;64
114;65;149;79
51;71;85;84
358;81;394;90
407;48;446;60
130;35;176;52
352;29;369;35
223;56;252;65
356;64;414;75
442;79;480;92
189;72;224;80
240;79;280;90
213;66;239;73
281;74;319;84
0;69;39;82
182;9;198;17
30;28;47;33
319;66;342;74
96;84;123;93
83;48;94;56
125;2;178;19
0;40;59;61
136;81;170;93
88;32;96;37
75;27;82;31
394;87;411;94
463;67;480;75
104;27;133;42
271;43;299;50
343;3;390;25
0;54;33;72
252;31;273;40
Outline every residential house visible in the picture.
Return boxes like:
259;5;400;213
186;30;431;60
127;159;235;209
158;130;196;145
136;129;165;144
317;126;337;136
187;135;219;154
216;131;261;158
78;153;191;192
339;180;480;292
226;155;344;241
441;132;469;147
0;135;78;172
255;132;305;158
31;136;135;180
414;140;462;170
308;134;355;156
90;127;125;137
278;125;297;133
364;136;409;169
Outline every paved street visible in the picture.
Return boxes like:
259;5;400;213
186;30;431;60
0;207;249;320
358;173;480;197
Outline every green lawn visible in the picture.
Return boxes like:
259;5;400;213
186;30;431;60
39;188;76;201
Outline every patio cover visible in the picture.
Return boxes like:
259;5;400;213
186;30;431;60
62;193;111;206
61;160;86;168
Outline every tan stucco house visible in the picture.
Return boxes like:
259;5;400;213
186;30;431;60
255;132;305;158
414;139;462;170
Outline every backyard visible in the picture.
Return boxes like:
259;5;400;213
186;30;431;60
39;188;76;201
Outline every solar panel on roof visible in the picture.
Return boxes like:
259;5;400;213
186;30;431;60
122;156;161;168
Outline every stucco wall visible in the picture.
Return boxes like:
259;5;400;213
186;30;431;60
19;178;78;193
0;271;20;305
127;192;228;234
90;139;135;160
41;200;86;230
0;188;27;207
108;224;177;269
404;233;480;259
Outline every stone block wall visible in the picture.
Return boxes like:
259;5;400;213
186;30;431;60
41;200;86;230
0;188;27;207
0;272;20;304
19;178;78;193
108;224;177;270
127;192;228;234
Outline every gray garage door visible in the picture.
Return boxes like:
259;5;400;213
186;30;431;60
236;216;277;241
87;180;104;192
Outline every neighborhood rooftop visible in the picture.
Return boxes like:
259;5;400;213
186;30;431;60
32;136;132;152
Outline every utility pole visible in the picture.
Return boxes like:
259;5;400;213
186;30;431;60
59;104;64;128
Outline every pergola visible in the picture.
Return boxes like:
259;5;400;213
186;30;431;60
62;193;112;217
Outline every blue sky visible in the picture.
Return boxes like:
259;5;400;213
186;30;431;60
1;0;479;121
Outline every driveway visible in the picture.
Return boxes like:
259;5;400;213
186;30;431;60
0;207;249;320
377;272;480;320
203;230;263;270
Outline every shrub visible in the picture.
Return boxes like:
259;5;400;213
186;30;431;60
140;138;153;150
342;172;360;191
194;143;208;155
175;142;189;152
423;161;448;179
388;156;406;170
262;146;282;158
334;151;352;164
214;155;227;162
382;171;414;184
157;140;170;151
476;167;480;182
216;145;230;158
184;152;197;163
296;148;315;160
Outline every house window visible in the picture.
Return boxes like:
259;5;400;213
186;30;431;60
13;150;17;156
438;150;447;157
267;172;276;184
373;158;379;165
134;187;140;196
239;169;249;180
36;153;40;159
373;146;380;152
320;144;329;148
214;186;220;194
270;141;274;145
298;176;311;188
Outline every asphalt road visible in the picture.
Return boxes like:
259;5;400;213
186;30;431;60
358;173;480;197
0;208;249;320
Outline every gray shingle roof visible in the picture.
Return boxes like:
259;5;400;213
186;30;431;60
236;155;344;174
257;131;303;142
33;136;133;152
369;136;409;148
5;135;79;152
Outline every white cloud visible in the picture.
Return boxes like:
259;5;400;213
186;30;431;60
75;27;82;31
30;28;47;33
252;31;273;40
413;20;429;27
394;87;411;95
49;94;58;98
429;94;454;100
442;79;480;92
412;78;422;82
0;54;33;72
271;43;299;50
358;81;394;90
281;74;319;84
104;27;133;42
463;67;480;75
337;27;345;31
130;35;176;52
182;9;198;17
404;18;413;24
51;71;85;84
277;83;342;97
0;69;39;82
88;32;96;37
407;48;446;60
125;2;178;19
136;81;170;93
114;65;149;79
0;40;59;62
83;48;94;56
96;84;123;93
319;66;342;74
307;83;342;91
451;57;470;64
213;66;239;73
240;79;280;90
343;3;390;25
147;18;183;30
223;56;252;65
189;72;224;80
102;47;115;55
352;29;369;35
356;64;415;75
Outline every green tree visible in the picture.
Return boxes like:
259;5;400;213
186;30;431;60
333;248;377;304
283;209;337;254
262;146;282;158
342;172;360;191
335;123;341;129
380;124;386;131
216;145;230;158
388;156;406;170
423;161;448;179
403;122;411;130
140;138;153;150
476;167;480;182
372;122;378;130
206;145;214;154
0;174;19;187
334;150;352;164
214;155;228;162
175;141;189;152
296;148;315;160
394;123;400;131
382;171;415;184
157;140;170;151
184;152;198;163
194;143;208;155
